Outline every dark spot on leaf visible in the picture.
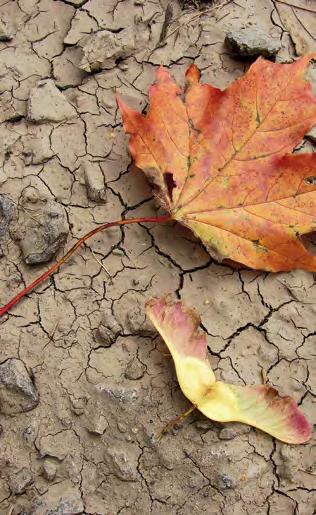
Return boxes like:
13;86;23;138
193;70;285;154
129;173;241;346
163;172;176;202
305;176;316;185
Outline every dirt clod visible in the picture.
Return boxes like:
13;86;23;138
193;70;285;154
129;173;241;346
0;20;13;41
78;22;151;72
95;311;122;347
9;467;33;495
219;427;237;440
0;359;39;415
0;195;15;238
42;458;57;482
83;161;107;203
104;444;140;481
124;357;146;380
225;28;281;57
31;482;84;515
13;198;69;265
27;80;77;123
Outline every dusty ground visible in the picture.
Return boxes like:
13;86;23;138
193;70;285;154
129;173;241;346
0;0;315;514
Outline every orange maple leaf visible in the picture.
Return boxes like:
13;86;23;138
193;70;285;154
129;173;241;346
1;57;316;318
118;55;316;272
147;297;311;444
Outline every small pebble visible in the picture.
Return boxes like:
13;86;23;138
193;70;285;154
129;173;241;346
9;468;33;495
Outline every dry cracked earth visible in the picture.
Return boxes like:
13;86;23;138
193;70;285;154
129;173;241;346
0;0;315;514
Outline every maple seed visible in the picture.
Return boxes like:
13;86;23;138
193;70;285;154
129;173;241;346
118;54;316;272
146;297;311;444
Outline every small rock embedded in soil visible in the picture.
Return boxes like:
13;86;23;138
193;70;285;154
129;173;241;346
83;162;107;203
225;28;281;58
27;79;77;123
9;467;33;495
23;424;37;444
216;473;234;490
0;358;39;415
15;199;69;265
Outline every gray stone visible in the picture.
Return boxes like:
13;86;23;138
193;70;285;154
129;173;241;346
225;28;281;58
9;468;33;495
0;194;15;237
16;200;69;265
83;162;107;203
216;473;234;490
27;79;77;123
0;359;39;415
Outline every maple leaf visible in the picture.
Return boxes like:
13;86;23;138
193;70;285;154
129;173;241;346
146;297;311;444
118;55;316;272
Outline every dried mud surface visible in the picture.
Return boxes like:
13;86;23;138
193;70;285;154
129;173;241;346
0;0;315;514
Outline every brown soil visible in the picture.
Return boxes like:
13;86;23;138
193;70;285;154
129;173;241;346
0;1;315;514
